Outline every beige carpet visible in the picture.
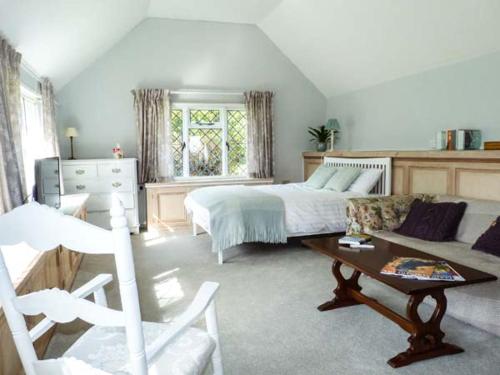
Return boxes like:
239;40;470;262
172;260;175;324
47;229;500;374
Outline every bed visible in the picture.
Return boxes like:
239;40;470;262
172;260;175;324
185;157;391;264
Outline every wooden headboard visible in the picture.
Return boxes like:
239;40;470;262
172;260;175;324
304;150;500;201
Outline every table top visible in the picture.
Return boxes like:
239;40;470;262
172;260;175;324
302;236;497;295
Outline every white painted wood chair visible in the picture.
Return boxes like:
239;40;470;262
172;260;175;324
0;196;223;375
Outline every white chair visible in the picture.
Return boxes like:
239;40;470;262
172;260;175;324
0;197;223;375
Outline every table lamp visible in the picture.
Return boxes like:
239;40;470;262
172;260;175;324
65;127;79;160
325;118;340;151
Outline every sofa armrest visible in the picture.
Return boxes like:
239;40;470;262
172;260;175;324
346;194;435;235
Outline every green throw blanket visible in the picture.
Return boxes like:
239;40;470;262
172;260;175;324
188;185;287;252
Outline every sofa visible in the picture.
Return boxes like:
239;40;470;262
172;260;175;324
346;194;500;336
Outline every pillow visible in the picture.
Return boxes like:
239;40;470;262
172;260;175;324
348;169;383;195
394;199;467;241
323;167;361;192
472;217;500;256
305;165;337;189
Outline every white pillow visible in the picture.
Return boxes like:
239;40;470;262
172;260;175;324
348;169;383;195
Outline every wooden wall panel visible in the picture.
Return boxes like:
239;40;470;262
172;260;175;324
392;166;405;195
409;167;450;195
303;150;500;201
456;168;500;201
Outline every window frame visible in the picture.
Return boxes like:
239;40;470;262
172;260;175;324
20;85;44;192
171;102;248;179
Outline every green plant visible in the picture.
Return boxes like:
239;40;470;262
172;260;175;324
308;125;331;143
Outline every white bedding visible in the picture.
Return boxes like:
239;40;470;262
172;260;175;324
185;183;363;236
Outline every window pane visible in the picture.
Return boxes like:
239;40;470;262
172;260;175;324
188;128;222;176
227;110;248;176
170;109;184;176
190;109;220;125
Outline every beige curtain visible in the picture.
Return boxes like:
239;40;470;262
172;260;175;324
244;91;274;178
40;78;60;157
0;37;26;213
132;89;173;184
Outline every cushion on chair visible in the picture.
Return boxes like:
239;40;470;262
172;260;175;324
34;358;112;375
63;322;215;375
394;199;467;241
305;165;337;189
323;167;361;192
472;216;500;256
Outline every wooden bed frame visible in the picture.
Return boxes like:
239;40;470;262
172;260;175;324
190;157;392;264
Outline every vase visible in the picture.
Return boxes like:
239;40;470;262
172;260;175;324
316;142;327;152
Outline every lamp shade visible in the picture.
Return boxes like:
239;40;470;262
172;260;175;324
65;127;79;138
325;118;340;131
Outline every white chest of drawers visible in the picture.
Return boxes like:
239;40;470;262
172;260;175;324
61;158;139;233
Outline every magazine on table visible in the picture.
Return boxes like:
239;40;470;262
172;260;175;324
380;257;465;282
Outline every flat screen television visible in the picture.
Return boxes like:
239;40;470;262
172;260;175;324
33;157;62;209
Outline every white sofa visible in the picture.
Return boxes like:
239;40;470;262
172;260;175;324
348;195;500;336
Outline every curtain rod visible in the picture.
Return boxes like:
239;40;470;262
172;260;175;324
170;90;244;96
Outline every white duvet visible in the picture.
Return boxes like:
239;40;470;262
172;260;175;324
185;183;363;236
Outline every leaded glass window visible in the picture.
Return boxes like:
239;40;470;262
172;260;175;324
170;105;248;178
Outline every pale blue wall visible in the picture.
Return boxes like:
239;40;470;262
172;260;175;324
327;50;500;150
56;18;326;183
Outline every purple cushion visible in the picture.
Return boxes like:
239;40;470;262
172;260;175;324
394;199;467;241
472;217;500;256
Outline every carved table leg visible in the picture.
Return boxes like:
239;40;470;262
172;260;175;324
388;289;464;368
318;260;363;311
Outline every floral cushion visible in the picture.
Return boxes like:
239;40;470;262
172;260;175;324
346;194;435;235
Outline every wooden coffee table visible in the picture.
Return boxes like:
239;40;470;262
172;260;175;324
302;236;497;368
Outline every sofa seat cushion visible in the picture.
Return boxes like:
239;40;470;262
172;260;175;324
63;322;215;375
375;231;500;336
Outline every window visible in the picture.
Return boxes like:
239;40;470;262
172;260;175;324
20;85;44;192
171;104;248;178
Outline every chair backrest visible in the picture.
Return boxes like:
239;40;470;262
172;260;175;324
0;196;148;375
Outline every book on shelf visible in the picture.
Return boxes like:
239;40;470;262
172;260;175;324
380;257;465;282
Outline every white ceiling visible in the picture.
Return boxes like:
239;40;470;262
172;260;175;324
3;0;500;96
147;0;282;24
0;0;148;88
259;0;500;97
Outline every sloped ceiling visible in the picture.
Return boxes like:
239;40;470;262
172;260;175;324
0;0;148;89
3;0;500;96
147;0;282;24
259;0;500;97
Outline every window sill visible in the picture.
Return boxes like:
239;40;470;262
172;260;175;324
145;176;274;188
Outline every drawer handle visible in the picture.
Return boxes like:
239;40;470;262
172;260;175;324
76;184;86;190
75;169;85;175
112;168;121;173
54;184;60;188
112;182;122;188
53;169;58;174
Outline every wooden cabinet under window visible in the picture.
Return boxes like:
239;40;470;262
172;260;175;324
0;194;88;375
146;178;273;230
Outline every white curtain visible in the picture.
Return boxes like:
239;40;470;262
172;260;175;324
0;37;26;213
131;89;173;183
40;78;60;157
244;91;274;178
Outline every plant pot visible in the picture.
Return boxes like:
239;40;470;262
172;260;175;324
316;142;327;152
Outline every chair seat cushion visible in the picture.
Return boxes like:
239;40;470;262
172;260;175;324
63;322;215;375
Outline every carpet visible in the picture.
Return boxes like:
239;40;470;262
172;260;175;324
46;229;500;374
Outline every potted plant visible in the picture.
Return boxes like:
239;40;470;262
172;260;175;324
308;125;330;152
